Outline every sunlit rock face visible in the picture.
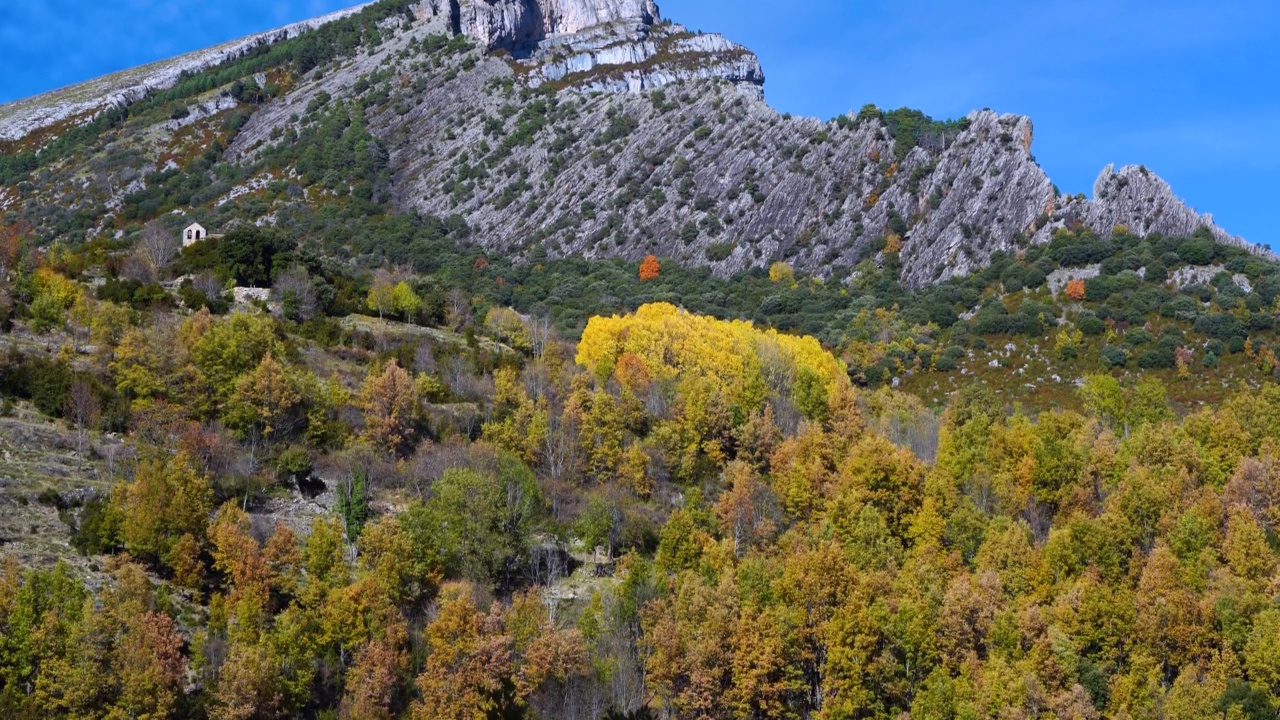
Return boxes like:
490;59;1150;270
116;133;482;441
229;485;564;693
415;0;764;97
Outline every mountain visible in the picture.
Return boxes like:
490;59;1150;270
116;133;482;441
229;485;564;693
7;8;1280;718
0;0;1269;289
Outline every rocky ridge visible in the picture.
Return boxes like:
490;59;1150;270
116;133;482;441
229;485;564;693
0;0;1267;289
0;4;373;144
1071;164;1271;258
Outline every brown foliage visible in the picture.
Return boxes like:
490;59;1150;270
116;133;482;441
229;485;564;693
340;622;409;719
207;503;272;624
1135;544;1206;670
0;222;28;277
411;583;512;720
1224;449;1280;532
360;360;420;454
714;461;779;556
210;642;284;720
115;611;187;718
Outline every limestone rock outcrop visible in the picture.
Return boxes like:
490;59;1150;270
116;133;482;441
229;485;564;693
1065;165;1275;259
455;0;660;49
414;0;764;97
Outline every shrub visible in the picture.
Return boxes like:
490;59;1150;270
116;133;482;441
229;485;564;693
1125;328;1153;347
1100;257;1126;276
1000;266;1025;292
1051;235;1113;265
1137;348;1175;369
1019;300;1052;319
28;294;66;333
934;346;966;372
1178;239;1215;265
1194;313;1245;340
1100;344;1127;368
178;281;229;314
639;255;661;281
22;356;73;418
972;314;1007;336
68;496;119;556
1182;284;1213;302
1160;295;1201;322
1085;277;1120;303
704;243;734;262
1077;313;1105;336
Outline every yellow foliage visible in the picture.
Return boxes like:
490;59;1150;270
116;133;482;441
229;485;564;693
575;303;848;414
1054;326;1084;356
33;268;83;308
768;261;795;285
483;307;531;352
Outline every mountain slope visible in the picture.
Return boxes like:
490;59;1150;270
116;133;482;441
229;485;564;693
0;5;372;144
0;0;1266;288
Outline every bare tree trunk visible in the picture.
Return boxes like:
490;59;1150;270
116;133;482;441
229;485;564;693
138;220;180;279
65;378;100;468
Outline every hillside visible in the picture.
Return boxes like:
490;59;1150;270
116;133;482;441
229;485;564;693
6;3;1280;719
5;0;1280;418
1;0;1269;290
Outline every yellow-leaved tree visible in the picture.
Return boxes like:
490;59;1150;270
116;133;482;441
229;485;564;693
575;302;848;416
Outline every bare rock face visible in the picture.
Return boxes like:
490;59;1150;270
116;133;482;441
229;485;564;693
415;0;764;97
534;0;660;37
438;0;660;50
523;21;764;96
892;111;1056;287
1069;165;1275;259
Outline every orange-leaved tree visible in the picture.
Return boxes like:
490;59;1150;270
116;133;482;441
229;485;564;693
639;254;660;281
1064;278;1086;300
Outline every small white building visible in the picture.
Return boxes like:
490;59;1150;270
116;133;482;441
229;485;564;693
182;223;207;247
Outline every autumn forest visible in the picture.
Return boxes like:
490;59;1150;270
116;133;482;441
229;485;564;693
2;1;1280;718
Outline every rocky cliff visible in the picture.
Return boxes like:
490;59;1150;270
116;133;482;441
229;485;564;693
0;0;1263;289
413;0;764;96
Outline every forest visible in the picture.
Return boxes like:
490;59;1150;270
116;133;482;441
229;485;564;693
3;219;1280;717
3;0;1280;716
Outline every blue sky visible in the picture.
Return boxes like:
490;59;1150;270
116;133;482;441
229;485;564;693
2;0;1276;247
